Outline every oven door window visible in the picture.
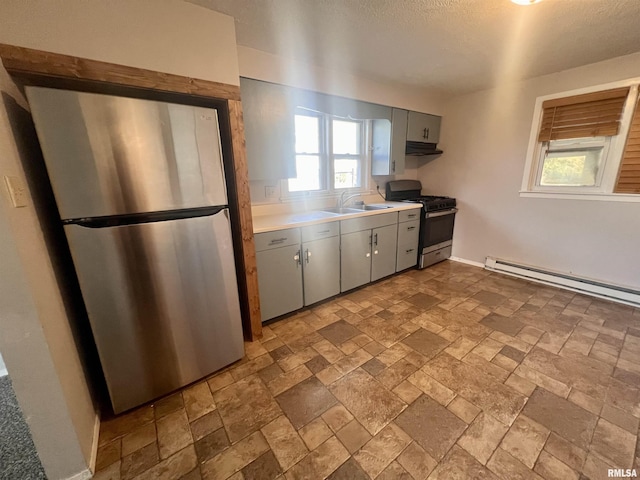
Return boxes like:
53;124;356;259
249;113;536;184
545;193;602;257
425;212;456;246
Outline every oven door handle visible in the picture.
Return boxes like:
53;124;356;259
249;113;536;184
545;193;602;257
425;208;458;218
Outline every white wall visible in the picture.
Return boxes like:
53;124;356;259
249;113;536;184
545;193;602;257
418;52;640;290
0;168;88;478
238;46;449;207
238;46;446;114
0;1;239;478
0;0;239;87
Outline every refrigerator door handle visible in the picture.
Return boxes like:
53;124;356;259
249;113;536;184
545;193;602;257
66;205;227;228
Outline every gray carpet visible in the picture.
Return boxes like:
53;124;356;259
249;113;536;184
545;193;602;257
0;375;47;480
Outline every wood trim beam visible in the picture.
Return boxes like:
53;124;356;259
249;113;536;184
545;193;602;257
0;43;263;339
228;100;263;339
0;44;240;101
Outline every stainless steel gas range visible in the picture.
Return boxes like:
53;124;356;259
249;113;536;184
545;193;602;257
386;180;457;269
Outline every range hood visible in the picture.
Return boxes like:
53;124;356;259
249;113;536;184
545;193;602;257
406;141;443;156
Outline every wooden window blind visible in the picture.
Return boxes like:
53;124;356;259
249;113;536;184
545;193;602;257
614;95;640;194
538;87;630;142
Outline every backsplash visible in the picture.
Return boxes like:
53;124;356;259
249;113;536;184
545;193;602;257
249;158;420;211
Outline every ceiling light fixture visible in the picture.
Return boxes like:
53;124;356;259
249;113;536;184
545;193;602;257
511;0;543;4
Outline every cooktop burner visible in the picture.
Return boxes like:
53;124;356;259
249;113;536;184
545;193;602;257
406;195;453;202
385;180;456;212
402;196;456;212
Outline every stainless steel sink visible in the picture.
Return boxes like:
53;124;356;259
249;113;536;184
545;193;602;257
321;204;392;215
322;205;391;215
359;204;391;210
342;204;392;211
289;211;341;221
320;207;363;214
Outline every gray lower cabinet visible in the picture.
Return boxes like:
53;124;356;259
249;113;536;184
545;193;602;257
255;228;303;322
302;235;340;305
257;211;418;320
301;222;341;306
256;223;340;322
396;211;421;271
340;229;373;292
340;212;398;292
371;224;399;281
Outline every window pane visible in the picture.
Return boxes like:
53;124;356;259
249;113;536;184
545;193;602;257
295;115;320;154
288;155;321;191
334;158;360;189
540;148;603;186
333;120;360;155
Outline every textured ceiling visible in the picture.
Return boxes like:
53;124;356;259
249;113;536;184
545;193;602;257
189;0;640;95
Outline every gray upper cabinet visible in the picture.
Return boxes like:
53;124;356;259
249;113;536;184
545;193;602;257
255;229;303;322
371;108;408;176
391;109;409;174
240;78;296;181
407;111;441;144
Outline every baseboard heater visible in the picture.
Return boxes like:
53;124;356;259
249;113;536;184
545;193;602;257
485;257;640;308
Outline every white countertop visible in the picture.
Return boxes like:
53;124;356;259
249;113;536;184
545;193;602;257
252;202;422;233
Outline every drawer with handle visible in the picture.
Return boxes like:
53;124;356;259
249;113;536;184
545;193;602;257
341;211;398;235
301;221;339;243
396;244;418;271
397;220;420;245
399;209;421;223
254;228;301;251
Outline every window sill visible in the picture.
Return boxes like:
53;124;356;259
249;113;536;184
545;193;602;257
519;191;640;202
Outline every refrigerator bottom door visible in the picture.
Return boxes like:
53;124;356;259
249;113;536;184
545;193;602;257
64;210;244;413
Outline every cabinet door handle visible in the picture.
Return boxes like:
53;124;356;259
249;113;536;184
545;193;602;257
317;229;330;235
374;249;379;255
374;233;378;246
269;237;287;245
369;235;372;247
407;226;416;231
408;213;417;218
423;127;429;139
294;250;301;266
366;252;371;258
305;249;311;264
406;248;414;254
392;160;396;173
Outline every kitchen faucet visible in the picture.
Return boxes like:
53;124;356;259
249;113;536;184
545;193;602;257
337;191;361;208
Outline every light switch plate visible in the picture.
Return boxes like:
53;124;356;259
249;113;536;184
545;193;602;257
3;175;28;207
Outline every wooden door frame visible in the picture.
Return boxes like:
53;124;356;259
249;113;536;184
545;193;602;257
0;44;262;340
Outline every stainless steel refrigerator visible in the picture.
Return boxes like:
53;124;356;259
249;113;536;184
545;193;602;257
26;86;245;413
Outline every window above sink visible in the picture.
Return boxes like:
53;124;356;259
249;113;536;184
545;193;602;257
285;109;370;197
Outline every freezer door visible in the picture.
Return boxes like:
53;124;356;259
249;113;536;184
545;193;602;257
26;87;228;219
64;210;244;413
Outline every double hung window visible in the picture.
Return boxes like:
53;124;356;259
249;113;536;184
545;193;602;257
522;82;640;197
286;110;368;195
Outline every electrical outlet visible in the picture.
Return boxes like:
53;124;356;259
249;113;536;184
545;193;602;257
3;175;28;208
265;185;277;198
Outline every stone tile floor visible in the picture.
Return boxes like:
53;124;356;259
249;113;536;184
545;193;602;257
93;261;640;480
